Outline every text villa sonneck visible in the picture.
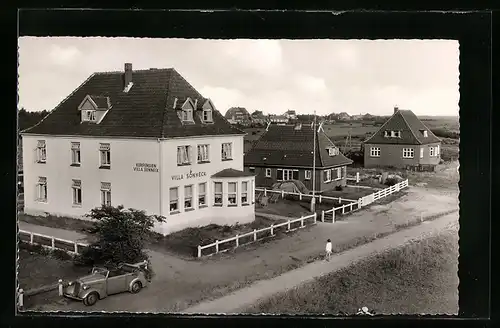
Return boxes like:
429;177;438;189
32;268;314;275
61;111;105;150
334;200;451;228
21;63;256;235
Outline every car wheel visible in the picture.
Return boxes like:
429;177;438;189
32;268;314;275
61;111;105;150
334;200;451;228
131;281;142;294
84;292;99;306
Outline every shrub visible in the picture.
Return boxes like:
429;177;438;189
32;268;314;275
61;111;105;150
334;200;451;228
74;246;103;267
335;185;343;191
384;178;398;186
51;249;73;261
431;128;460;139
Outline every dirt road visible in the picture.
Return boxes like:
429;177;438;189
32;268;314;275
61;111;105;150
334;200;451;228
183;212;458;314
22;186;458;313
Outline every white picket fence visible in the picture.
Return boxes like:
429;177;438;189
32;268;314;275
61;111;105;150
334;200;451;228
197;212;317;257
255;188;358;204
321;179;409;223
18;229;89;255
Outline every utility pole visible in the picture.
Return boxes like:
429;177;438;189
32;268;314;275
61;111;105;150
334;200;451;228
310;111;317;213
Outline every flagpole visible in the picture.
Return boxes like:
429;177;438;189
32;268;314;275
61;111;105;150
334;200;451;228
310;111;317;213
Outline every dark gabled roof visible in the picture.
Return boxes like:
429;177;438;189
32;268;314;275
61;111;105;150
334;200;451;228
364;109;441;145
245;125;352;168
211;168;255;178
88;95;111;109
224;107;250;119
22;68;245;139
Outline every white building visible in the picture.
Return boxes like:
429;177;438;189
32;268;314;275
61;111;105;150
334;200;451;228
21;63;256;235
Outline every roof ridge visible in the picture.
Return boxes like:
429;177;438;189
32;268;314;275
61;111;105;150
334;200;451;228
21;73;97;134
399;110;422;145
93;67;175;75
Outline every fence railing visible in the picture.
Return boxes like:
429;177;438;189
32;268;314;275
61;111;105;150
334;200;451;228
18;229;89;255
321;179;409;223
255;188;358;204
197;212;317;257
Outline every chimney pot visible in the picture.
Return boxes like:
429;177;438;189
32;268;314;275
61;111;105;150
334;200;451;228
394;105;399;114
124;63;133;88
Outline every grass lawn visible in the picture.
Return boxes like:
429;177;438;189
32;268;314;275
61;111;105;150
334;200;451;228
148;215;288;257
322;186;376;200
19;213;95;233
246;228;458;315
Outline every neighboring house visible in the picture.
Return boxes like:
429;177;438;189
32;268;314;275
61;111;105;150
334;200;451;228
21;63;256;235
363;107;441;170
225;107;252;125
244;123;353;193
268;115;289;124
337;112;351;121
283;110;297;120
250;111;267;125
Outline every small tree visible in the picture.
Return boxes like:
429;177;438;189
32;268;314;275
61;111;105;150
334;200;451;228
74;205;165;268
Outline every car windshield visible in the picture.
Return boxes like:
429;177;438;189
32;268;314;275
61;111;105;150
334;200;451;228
91;267;108;275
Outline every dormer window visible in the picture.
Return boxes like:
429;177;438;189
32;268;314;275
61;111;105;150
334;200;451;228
328;147;340;156
203;109;213;122
423;130;428;137
390;130;397;137
83;110;97;122
396;131;401;138
384;130;389;138
182;108;193;122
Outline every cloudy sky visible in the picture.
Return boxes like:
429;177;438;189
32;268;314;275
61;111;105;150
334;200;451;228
18;37;459;116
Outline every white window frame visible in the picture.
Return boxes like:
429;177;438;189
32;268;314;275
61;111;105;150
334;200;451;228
72;179;82;206
214;182;223;206
390;130;397;137
228;182;237;206
333;167;342;180
36;177;47;202
396;131;401;138
203;109;213;122
177;145;192;165
430;146;435;157
305;170;312;180
100;182;111;207
169;187;179;212
99;143;111;167
436;144;440;156
423;130;428;137
383;131;389;138
83;110;97;122
198;182;207;207
328;147;339;156
71;142;81;165
265;168;272;177
36;140;47;163
402;148;414;159
324;169;331;182
276;169;283;181
221;143;233;160
241;181;249;205
184;185;193;210
370;147;381;157
197;144;209;163
181;108;194;122
420;147;424;158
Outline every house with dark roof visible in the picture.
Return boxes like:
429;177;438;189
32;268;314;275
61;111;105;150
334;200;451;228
268;114;289;125
244;123;353;193
224;107;251;125
363;107;441;170
21;63;256;235
283;110;297;120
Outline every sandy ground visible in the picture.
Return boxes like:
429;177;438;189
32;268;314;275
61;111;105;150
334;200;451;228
20;181;458;313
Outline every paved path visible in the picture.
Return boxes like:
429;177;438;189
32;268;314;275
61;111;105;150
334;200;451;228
182;212;458;314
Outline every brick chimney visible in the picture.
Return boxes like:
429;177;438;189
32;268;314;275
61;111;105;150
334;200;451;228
124;63;133;88
394;105;399;114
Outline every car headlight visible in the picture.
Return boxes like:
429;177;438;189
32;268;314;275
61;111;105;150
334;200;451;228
82;285;89;290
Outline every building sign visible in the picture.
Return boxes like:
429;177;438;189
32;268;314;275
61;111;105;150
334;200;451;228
172;169;207;181
133;163;159;173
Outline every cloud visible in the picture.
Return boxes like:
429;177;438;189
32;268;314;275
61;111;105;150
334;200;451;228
293;75;328;95
199;86;245;112
221;39;283;76
48;45;82;66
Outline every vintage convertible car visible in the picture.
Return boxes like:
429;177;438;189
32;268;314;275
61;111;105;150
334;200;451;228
61;261;151;306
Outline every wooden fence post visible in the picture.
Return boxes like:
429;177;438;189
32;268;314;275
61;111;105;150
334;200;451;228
300;216;305;228
319;195;322;203
287;220;291;231
270;225;274;236
356;172;360;183
299;193;302;201
74;242;78;254
332;209;336;223
264;189;267;197
58;279;63;296
339;197;342;204
197;245;202;258
342;205;346;214
313;212;317;224
30;232;33;244
321;211;325;222
51;237;55;250
18;289;23;309
349;203;353;212
235;234;239;247
215;240;219;254
358;198;362;209
253;229;257;241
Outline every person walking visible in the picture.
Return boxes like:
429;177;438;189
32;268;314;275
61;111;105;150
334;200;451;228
325;239;332;261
